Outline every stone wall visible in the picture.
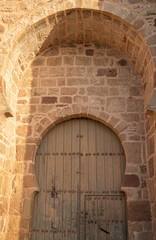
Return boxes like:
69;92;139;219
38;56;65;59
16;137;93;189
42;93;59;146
6;43;152;240
0;117;16;240
0;1;155;240
0;1;156;112
146;111;156;240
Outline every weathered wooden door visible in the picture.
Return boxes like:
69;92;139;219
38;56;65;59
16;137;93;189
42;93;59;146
32;119;127;240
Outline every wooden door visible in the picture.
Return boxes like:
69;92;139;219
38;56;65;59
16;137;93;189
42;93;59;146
32;119;127;240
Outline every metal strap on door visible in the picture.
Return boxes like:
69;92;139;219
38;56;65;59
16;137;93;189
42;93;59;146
32;118;127;240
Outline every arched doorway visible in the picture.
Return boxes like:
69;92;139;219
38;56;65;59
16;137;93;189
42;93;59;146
32;118;127;240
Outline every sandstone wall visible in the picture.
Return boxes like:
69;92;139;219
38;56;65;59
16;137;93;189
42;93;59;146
0;117;16;240
8;43;152;240
0;1;155;240
146;111;156;240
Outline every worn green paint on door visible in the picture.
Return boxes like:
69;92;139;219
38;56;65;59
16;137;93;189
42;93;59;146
32;119;127;240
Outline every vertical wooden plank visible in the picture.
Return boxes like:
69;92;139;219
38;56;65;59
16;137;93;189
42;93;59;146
103;127;114;193
80;119;89;240
32;152;40;240
96;122;105;194
46;129;56;240
112;134;122;193
88;120;97;240
88;119;96;193
63;120;72;239
71;119;80;240
37;137;46;240
55;123;64;240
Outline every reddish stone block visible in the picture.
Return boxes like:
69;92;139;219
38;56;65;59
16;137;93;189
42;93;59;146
128;201;151;222
117;59;127;66
123;174;140;187
148;157;154;178
42;97;57;104
86;49;94;56
147;136;155;156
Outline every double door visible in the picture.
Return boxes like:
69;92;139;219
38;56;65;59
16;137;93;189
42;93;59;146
32;118;127;240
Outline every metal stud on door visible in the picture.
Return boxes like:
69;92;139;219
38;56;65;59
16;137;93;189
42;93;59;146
32;119;127;240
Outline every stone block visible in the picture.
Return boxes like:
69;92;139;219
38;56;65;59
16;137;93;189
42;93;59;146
48;88;59;95
58;78;66;86
123;174;140;187
61;87;77;95
124;142;141;164
133;18;145;29
9;199;21;215
73;96;88;103
147;136;155;156
128;201;151;222
107;49;121;58
127;99;144;112
47;57;62;66
106;97;126;112
42;97;57;104
75;56;92;66
64;56;74;65
41;79;56;87
148;157;154;178
118;67;130;77
16;126;32;137
90;78;105;86
138;232;154;240
97;68;117;77
116;121;127;132
117;59;127;66
90;97;105;105
66;67;86;77
23;175;37;188
34;88;47;96
16;144;36;161
67;78;89;86
109;87;119;96
94;58;109;66
60;96;72;104
147;34;156;46
32;58;45;66
49;67;64;77
42;48;59;56
121;113;140;122
148;179;155;202
86;49;94;56
129;87;142;96
87;86;108;96
8;216;21;231
22;199;31;216
93;11;101;21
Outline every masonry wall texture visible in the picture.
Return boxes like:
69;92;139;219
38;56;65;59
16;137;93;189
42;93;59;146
0;1;156;240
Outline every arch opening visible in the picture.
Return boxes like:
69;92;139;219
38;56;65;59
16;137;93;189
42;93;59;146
32;118;127;240
1;8;155;114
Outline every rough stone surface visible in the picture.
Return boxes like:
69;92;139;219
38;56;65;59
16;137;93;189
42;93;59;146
123;174;140;187
0;1;155;239
128;201;151;222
